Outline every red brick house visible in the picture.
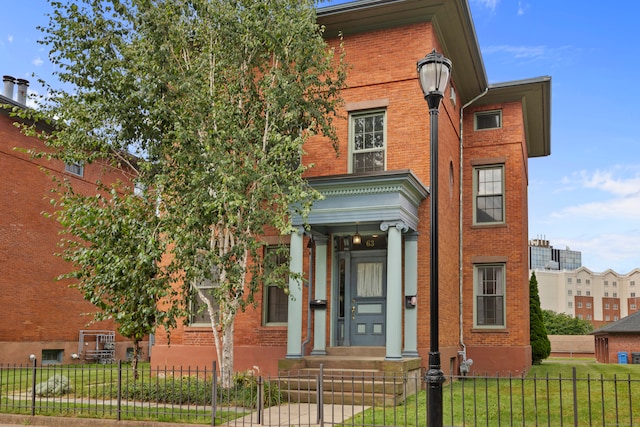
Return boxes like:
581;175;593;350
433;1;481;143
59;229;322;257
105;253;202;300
0;77;144;365
593;310;640;364
151;0;551;377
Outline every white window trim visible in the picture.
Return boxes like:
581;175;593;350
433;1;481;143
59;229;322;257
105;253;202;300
473;264;506;329
64;161;84;177
348;109;387;174
474;110;502;131
472;164;505;225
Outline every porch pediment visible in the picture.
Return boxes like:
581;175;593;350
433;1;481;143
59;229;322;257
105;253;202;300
297;170;428;231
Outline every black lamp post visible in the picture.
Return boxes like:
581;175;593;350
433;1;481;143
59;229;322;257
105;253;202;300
417;49;452;427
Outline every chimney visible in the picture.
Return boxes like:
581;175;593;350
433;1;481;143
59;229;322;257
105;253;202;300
16;78;29;105
3;75;16;99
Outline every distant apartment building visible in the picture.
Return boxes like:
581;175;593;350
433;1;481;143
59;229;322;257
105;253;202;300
534;267;640;329
529;238;582;271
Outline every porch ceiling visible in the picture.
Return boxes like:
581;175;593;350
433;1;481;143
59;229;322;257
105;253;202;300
295;170;428;232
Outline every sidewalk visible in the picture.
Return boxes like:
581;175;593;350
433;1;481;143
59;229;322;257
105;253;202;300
0;403;367;427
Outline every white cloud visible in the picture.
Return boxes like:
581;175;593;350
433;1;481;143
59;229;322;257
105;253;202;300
32;56;43;67
517;1;526;15
551;168;640;220
471;0;499;11
556;232;640;274
7;35;13;43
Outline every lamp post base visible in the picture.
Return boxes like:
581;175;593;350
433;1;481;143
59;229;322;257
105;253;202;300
425;351;446;427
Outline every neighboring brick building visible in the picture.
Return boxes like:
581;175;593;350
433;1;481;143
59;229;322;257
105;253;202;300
0;76;144;365
151;0;551;376
593;310;640;364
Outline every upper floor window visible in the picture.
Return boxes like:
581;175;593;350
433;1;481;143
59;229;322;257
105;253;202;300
613;281;617;287
631;281;636;286
576;278;582;284
577;290;582;296
604;281;609;286
65;162;84;177
350;110;386;174
586;302;592;309
475;110;502;130
586;279;591;285
568;301;573;308
605;303;610;309
577;302;582;308
568;290;573;296
263;246;289;325
586;291;591;296
474;264;505;328
567;278;572;284
473;165;504;224
604;292;609;297
613;293;618;298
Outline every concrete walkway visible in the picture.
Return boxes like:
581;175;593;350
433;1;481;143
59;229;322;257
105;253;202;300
0;403;367;427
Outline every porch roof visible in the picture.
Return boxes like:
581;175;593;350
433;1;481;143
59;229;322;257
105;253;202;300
295;170;428;233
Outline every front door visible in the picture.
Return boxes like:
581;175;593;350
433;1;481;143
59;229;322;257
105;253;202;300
349;254;386;346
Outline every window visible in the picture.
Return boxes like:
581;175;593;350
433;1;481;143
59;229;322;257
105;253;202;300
473;166;504;224
613;304;618;310
586;302;592;309
613;281;617;287
586;279;591;285
567;278;572;284
631;304;637;310
189;268;220;326
632;292;636;297
263;246;289;325
613;293;617;298
350;110;385;174
631;281;636;286
475;110;502;130
614;315;619;321
577;278;582;284
604;292;609;297
605;315;610;321
587;314;592;320
64;162;84;177
577;290;582;296
605;303;610;309
568;301;573;308
577;302;582;308
605;281;609;286
568;290;573;296
474;265;505;327
42;349;63;365
586;291;591;296
577;314;583;320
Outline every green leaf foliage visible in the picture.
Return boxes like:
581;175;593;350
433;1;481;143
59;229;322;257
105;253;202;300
32;0;346;373
542;309;594;335
529;272;551;364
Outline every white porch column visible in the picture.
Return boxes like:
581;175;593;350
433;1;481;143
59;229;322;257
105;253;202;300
286;226;304;358
311;235;328;355
403;232;419;357
381;221;408;360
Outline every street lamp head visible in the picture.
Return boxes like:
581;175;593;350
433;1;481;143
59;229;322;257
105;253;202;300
417;49;452;102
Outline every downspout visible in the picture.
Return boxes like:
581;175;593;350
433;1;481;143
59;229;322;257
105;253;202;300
301;235;314;355
458;87;488;374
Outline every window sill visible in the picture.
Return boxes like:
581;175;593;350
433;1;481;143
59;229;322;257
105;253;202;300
471;222;507;229
471;328;509;333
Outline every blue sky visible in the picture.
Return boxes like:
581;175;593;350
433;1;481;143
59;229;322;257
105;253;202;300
2;0;640;273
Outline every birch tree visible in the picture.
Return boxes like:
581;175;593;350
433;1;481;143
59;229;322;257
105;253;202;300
31;0;345;375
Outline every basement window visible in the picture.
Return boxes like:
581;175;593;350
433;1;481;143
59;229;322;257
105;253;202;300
42;349;63;365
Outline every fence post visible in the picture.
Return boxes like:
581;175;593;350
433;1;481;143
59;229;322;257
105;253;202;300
572;367;578;427
211;361;217;426
30;358;37;416
317;364;324;426
257;376;263;425
117;360;122;421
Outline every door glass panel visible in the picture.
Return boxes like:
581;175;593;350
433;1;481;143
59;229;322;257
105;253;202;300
356;262;383;297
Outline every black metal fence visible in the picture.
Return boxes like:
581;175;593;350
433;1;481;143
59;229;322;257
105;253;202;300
1;362;639;426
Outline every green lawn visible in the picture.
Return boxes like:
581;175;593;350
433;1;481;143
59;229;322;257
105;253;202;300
347;359;640;427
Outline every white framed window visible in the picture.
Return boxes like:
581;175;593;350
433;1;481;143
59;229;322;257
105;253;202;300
605;315;610;321
586;302;592;309
587;314;592;320
613;304;618;310
567;278;572;284
632;304;637;310
586;291;591;296
577;314;583;320
605;303;610;309
474;110;502;130
189;268;220;326
604;292;609;297
473;165;505;224
474;264;505;328
614;315;619;321
613;293;617;298
577;302;582;308
577;290;582;296
568;301;573;308
263;246;289;325
64;162;84;177
568;290;573;296
350;110;386;174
